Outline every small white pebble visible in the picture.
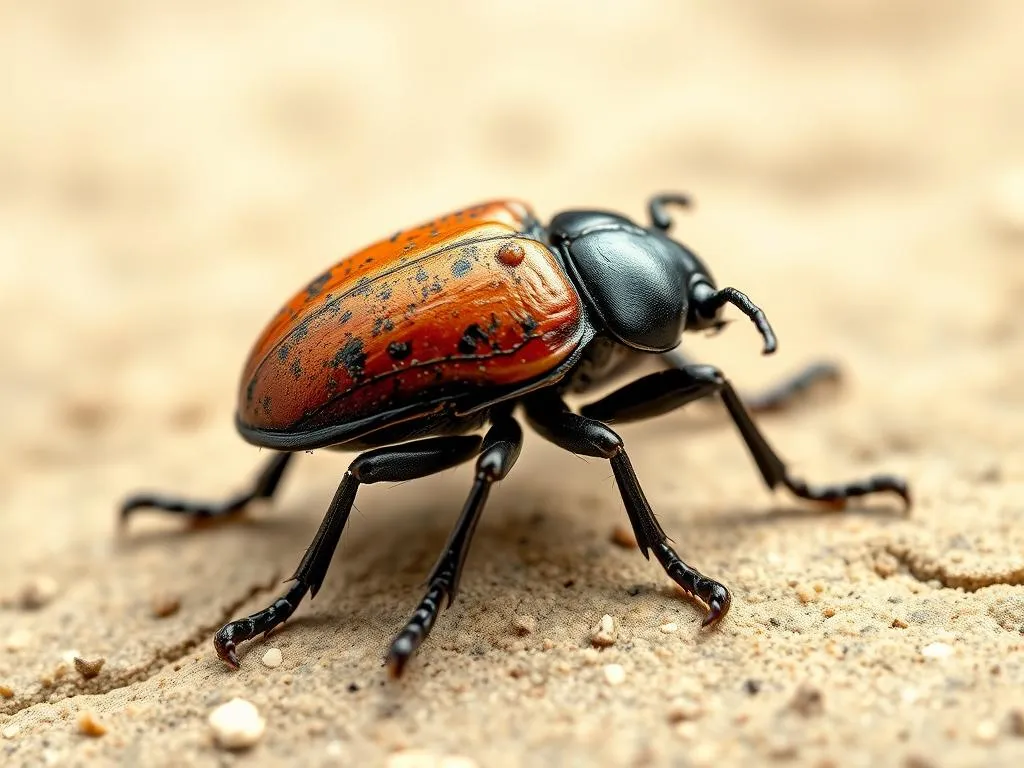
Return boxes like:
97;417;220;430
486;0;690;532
325;740;345;758
603;663;626;686
4;629;33;651
2;724;21;739
921;642;954;659
208;698;266;750
659;622;678;634
975;720;999;744
261;648;283;668
591;614;618;647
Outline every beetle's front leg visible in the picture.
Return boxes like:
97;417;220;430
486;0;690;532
525;393;731;628
662;349;841;414
581;364;911;511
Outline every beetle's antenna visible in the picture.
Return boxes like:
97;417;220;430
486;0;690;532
647;193;693;231
697;287;777;355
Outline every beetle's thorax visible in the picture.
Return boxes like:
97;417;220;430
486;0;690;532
548;210;714;354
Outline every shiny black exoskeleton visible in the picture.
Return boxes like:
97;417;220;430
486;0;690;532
123;193;911;677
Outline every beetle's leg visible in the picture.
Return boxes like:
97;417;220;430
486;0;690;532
662;350;841;414
385;416;523;677
524;394;731;628
213;435;483;669
581;364;911;510
120;451;293;526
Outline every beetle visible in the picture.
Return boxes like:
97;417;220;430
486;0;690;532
122;194;910;675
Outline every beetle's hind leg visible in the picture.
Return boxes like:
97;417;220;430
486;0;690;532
662;350;840;414
386;416;523;677
213;435;483;669
120;451;293;527
524;394;731;628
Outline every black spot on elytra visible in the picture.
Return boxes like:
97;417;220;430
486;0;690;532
371;317;395;337
520;316;538;335
331;338;367;378
290;359;302;379
389;231;401;243
415;268;429;283
245;379;256;404
387;340;412;360
277;344;291;362
304;271;332;299
487;313;501;334
377;286;392;301
451;258;472;278
292;319;311;342
339;310;352;325
261;395;272;414
352;276;373;297
458;324;491;355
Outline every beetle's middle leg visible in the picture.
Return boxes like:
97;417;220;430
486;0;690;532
213;435;483;668
120;451;294;526
580;364;911;510
662;349;840;414
385;415;523;677
524;393;731;628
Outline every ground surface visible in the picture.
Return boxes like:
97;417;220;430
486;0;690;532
2;2;1024;766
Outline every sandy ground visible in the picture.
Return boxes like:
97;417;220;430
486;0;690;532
2;2;1024;766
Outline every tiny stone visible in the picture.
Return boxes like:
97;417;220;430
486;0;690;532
892;617;909;629
591;614;618;647
610;525;637;549
822;606;836;618
512;615;537;636
325;740;345;758
77;711;108;737
208;698;266;750
1007;708;1024;736
974;720;998;744
873;553;899;578
659;622;678;634
2;724;21;739
5;629;33;650
603;663;626;686
151;593;181;619
261;648;283;668
921;642;954;659
787;682;825;717
0;684;14;698
19;576;60;609
795;585;817;604
73;657;106;680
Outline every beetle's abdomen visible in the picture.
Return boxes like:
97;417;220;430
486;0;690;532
237;201;585;436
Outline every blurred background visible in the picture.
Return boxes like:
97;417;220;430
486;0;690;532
2;1;1024;763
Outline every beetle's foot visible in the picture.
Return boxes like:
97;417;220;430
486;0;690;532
384;580;449;678
650;541;732;629
119;491;253;528
743;362;842;414
213;582;306;669
783;473;912;513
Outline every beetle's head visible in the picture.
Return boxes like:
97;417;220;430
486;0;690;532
549;196;776;355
